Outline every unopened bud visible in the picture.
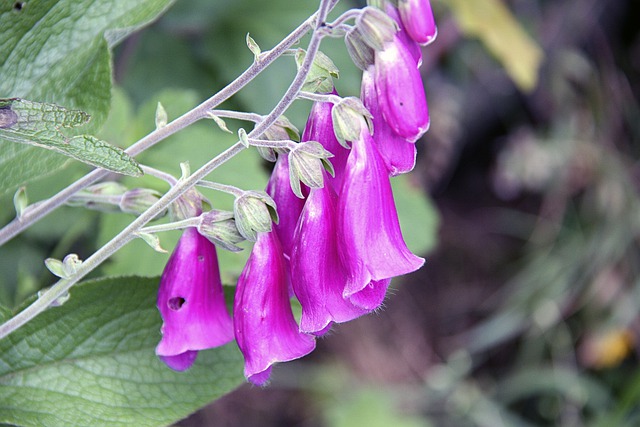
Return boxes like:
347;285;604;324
356;7;398;51
233;191;278;241
119;188;164;216
288;141;335;198
260;115;300;161
345;28;375;71
198;210;245;252
296;49;340;94
67;182;127;212
331;97;373;147
45;253;83;279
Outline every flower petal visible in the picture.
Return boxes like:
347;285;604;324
338;127;425;298
156;228;234;360
291;184;368;334
234;232;316;384
374;37;430;142
362;69;417;176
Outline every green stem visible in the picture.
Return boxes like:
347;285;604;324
197;181;244;197
0;11;317;247
0;0;336;341
139;217;199;234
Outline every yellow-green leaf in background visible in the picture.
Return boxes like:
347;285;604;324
447;0;544;92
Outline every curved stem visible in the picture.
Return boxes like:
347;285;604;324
197;181;244;197
139;217;199;234
0;0;336;340
0;11;317;247
140;165;178;186
208;110;263;123
248;138;297;150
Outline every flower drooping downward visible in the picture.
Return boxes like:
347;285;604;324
156;228;234;371
338;124;425;309
234;231;316;385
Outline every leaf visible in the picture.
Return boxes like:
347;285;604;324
0;97;142;175
0;0;175;195
0;276;244;427
392;174;440;256
448;0;543;92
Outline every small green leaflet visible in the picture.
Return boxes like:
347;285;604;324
0;98;141;176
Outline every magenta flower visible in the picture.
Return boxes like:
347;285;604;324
374;34;430;142
337;125;425;307
301;91;350;190
361;68;417;176
234;231;316;385
398;0;437;46
385;3;423;66
156;228;234;371
265;154;306;257
291;181;368;334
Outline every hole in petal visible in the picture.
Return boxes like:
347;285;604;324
168;297;186;310
198;255;205;262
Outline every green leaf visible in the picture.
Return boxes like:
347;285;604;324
0;0;175;195
447;0;543;92
0;276;244;427
392;173;440;256
0;98;142;176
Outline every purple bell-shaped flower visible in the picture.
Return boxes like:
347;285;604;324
265;154;306;258
385;3;423;66
374;34;430;142
361;68;417;176
337;124;425;308
398;0;438;46
156;228;234;371
291;181;368;334
234;231;316;385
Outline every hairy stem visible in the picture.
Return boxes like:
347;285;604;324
0;11;317;247
0;0;335;340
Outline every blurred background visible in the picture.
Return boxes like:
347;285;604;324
3;0;640;425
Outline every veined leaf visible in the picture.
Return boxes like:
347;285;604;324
0;98;141;176
0;276;244;427
0;0;175;196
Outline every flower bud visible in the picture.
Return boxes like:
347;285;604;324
288;141;335;199
260;115;300;162
67;182;127;212
197;210;245;252
119;188;164;216
374;35;429;141
296;49;340;94
356;6;398;51
233;191;278;241
398;0;437;46
345;27;376;71
331;97;373;147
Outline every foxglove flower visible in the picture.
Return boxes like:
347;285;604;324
374;34;429;142
398;0;438;46
338;125;425;308
265;155;306;257
156;228;234;371
361;68;417;176
302;91;350;190
385;3;423;66
291;181;367;334
234;231;316;385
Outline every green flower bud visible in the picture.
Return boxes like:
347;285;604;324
356;7;398;51
119;188;165;217
260;115;300;162
345;27;375;71
331;97;374;147
288;141;335;198
66;182;127;212
197;210;245;252
296;49;340;94
233;191;278;241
